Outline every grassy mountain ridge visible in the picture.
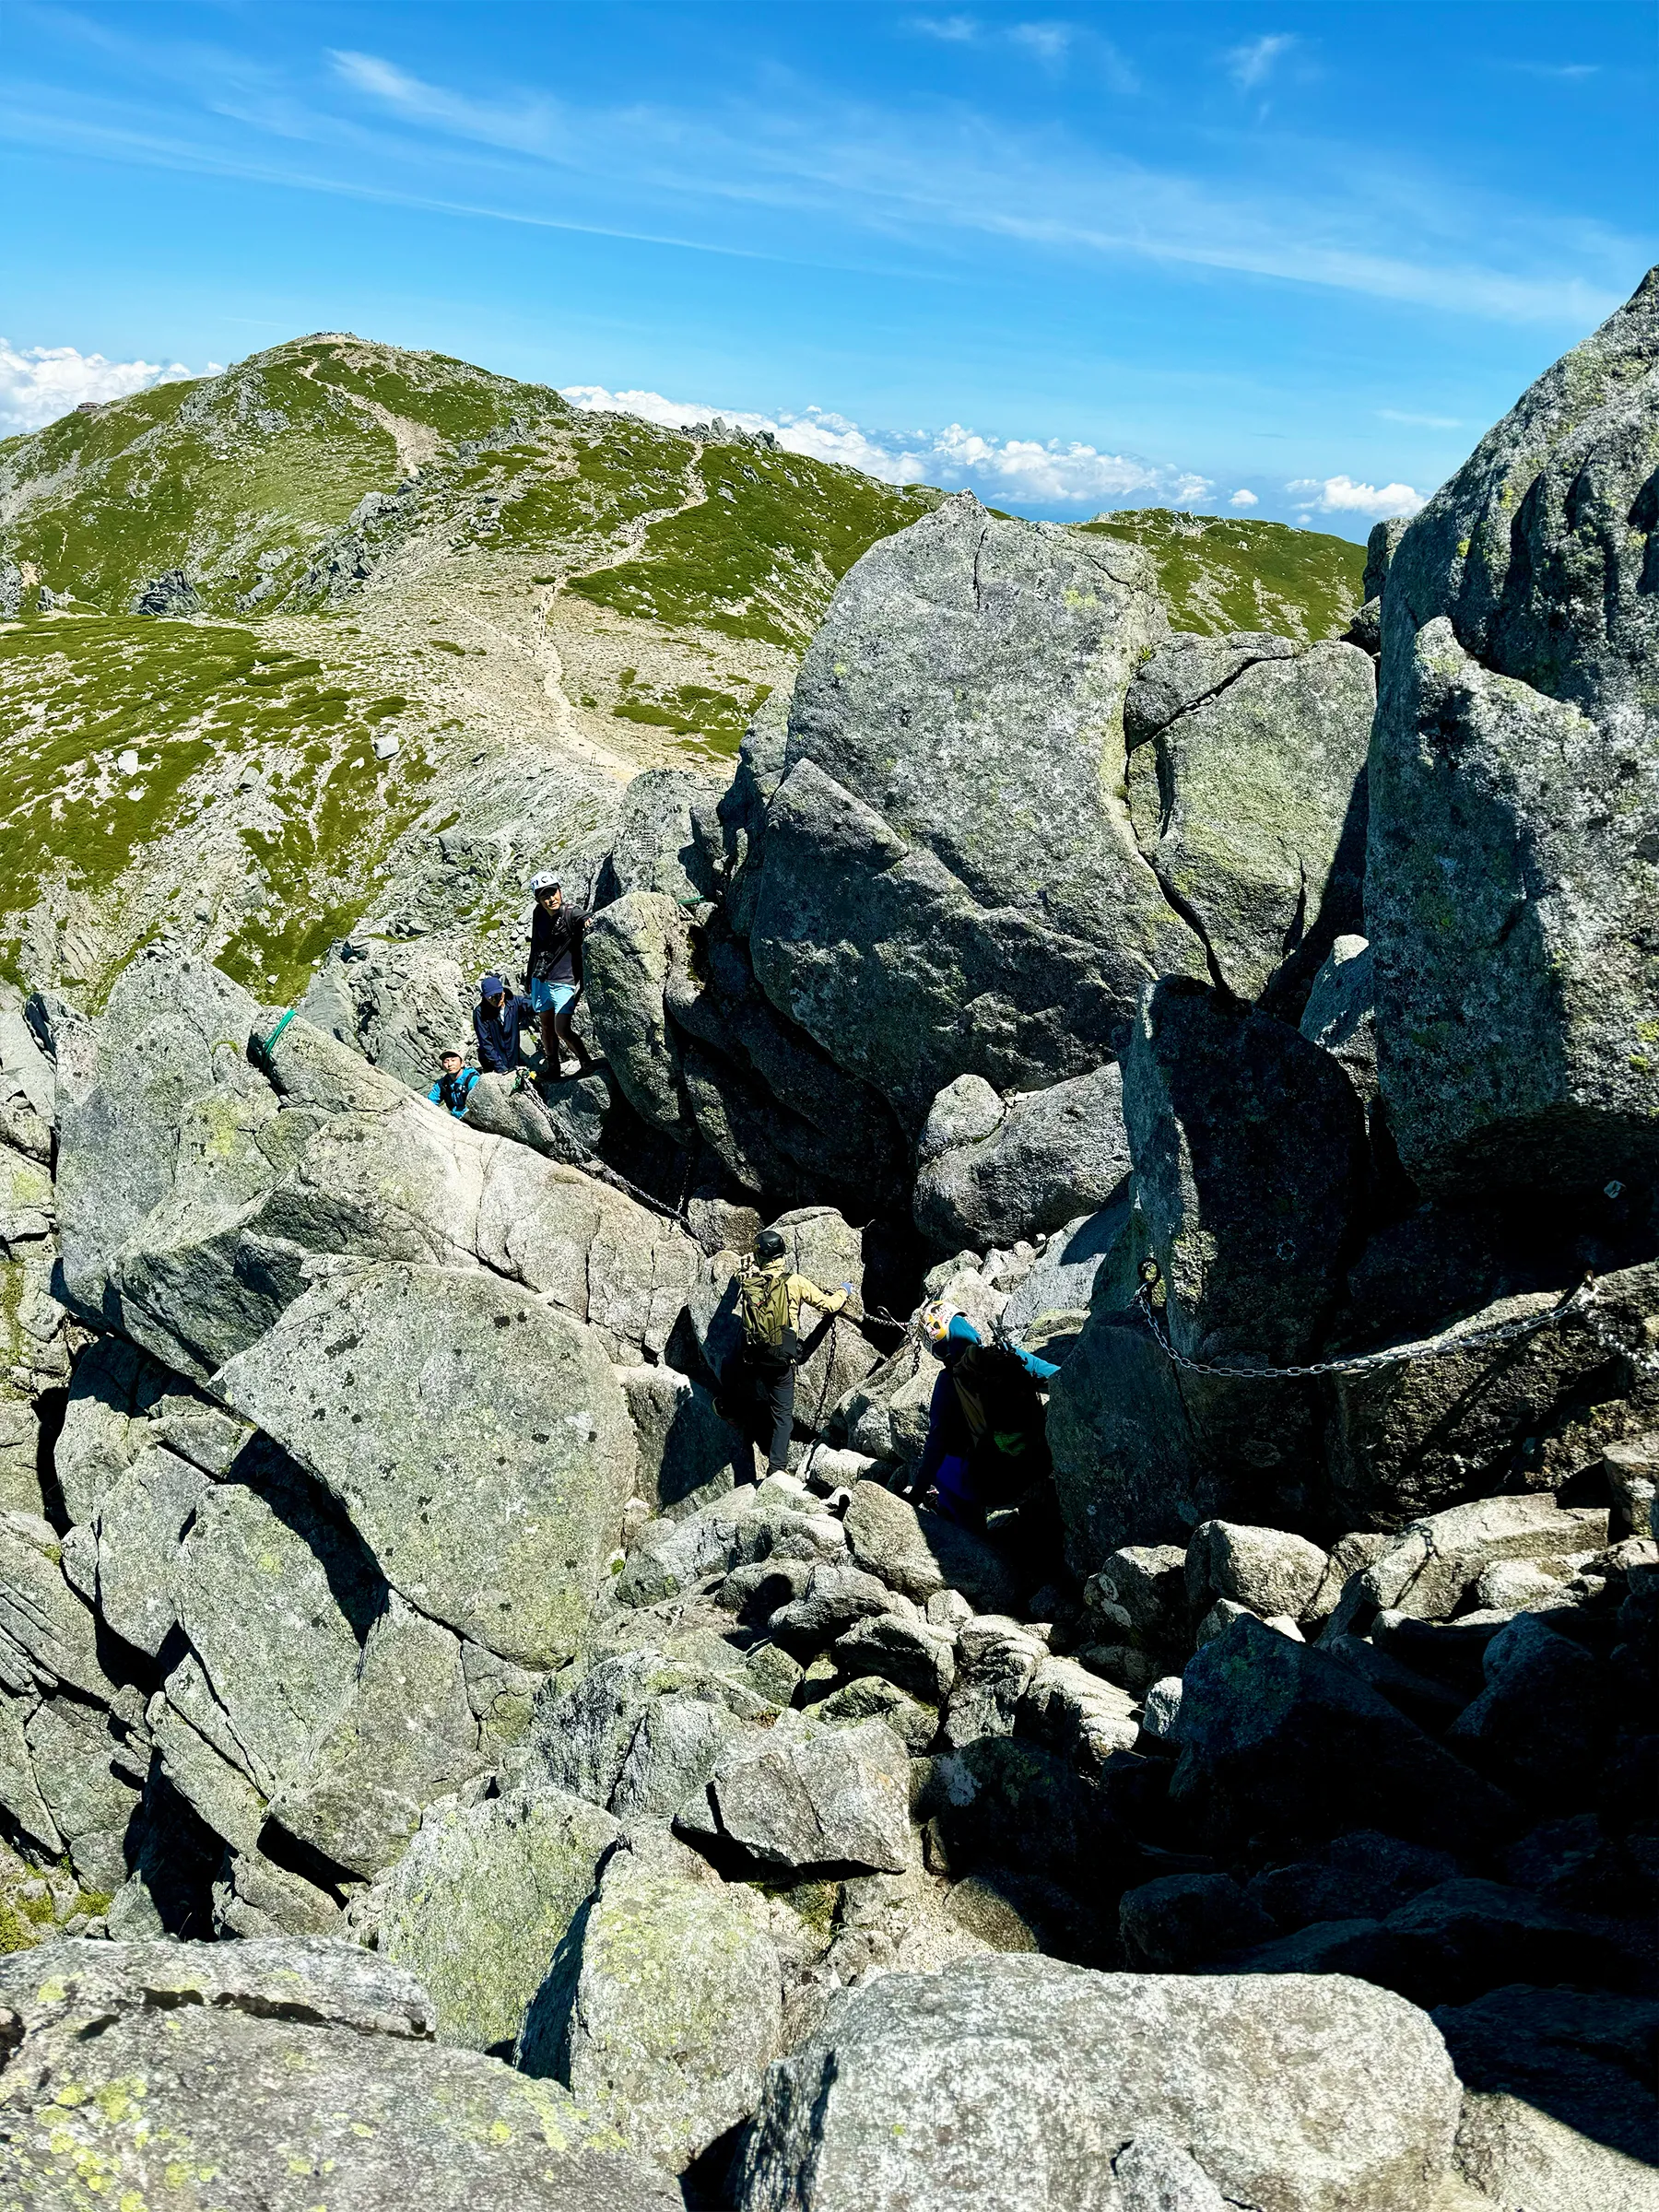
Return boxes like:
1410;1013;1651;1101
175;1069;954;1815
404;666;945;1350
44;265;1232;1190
0;335;940;999
0;334;1367;1006
1078;508;1366;640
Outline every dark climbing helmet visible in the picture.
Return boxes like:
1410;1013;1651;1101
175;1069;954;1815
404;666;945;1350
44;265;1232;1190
753;1229;786;1264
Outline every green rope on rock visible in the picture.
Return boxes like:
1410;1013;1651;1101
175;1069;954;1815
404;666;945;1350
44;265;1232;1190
251;1006;298;1069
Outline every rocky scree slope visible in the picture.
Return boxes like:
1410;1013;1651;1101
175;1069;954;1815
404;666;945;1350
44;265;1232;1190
0;280;1653;2208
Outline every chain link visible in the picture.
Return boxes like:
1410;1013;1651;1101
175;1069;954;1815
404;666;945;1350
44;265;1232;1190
1576;1298;1659;1377
1131;1271;1603;1382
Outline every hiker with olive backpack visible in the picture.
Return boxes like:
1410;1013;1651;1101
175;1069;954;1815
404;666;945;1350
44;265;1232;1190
721;1228;852;1479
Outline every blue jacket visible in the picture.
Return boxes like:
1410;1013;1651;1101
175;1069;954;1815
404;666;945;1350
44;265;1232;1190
428;1066;479;1117
473;993;535;1074
914;1317;1058;1493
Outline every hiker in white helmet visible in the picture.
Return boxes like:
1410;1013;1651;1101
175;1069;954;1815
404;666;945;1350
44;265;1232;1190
524;873;592;1081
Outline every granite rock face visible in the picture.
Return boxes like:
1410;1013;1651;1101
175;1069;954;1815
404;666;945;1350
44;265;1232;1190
214;1264;635;1670
298;935;473;1094
522;1854;783;2172
372;1785;622;2054
1048;977;1369;1564
1367;267;1659;1198
55;963;701;1380
0;1936;676;2209
1126;640;1373;1004
1171;1616;1519;1855
745;494;1206;1124
913;1063;1131;1251
738;1953;1461;2212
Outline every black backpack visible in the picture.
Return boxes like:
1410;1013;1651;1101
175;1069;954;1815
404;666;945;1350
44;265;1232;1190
951;1344;1044;1458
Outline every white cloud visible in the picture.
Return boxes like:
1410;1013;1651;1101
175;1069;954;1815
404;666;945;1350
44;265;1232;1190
1288;473;1425;518
0;339;199;434
1225;33;1296;90
561;384;1210;507
1009;21;1074;66
910;15;980;41
1377;407;1462;428
1230;488;1260;507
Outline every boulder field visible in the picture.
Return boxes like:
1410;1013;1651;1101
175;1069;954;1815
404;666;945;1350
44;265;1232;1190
0;275;1654;2209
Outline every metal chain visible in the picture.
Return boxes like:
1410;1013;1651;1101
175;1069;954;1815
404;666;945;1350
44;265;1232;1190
1576;1298;1659;1377
1131;1268;1600;1382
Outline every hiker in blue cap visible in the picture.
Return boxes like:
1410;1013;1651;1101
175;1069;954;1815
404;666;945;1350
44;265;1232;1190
473;973;536;1076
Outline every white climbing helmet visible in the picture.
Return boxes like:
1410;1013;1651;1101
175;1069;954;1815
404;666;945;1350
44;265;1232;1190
528;871;560;895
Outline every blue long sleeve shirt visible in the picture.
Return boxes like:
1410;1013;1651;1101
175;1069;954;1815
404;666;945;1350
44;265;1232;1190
428;1066;479;1117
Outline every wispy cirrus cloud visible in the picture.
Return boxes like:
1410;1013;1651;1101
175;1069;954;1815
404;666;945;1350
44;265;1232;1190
907;14;1135;88
1378;406;1462;428
1225;33;1296;91
561;383;1210;508
910;14;980;41
0;38;1635;334
1009;21;1075;67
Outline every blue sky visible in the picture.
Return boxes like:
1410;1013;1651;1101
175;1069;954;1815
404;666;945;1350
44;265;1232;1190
3;1;1653;537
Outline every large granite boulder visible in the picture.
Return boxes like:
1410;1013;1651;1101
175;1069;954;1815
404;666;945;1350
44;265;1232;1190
297;935;473;1094
912;1064;1131;1251
267;1600;488;1877
165;1441;380;1798
1433;1984;1659;2212
373;1785;621;2054
20;1693;143;1894
745;495;1206;1124
681;1711;911;1875
1327;1259;1659;1528
1125;640;1374;1004
584;890;694;1137
91;1442;212;1658
594;764;722;909
1123;629;1299;745
1299;935;1378;1107
1367;266;1659;1198
1124;979;1369;1365
616;1364;747;1518
54;946;266;1357
56;964;700;1378
668;918;908;1212
0;1936;676;2209
529;1651;769;1823
1171;1615;1519;1855
521;1854;783;2173
737;1953;1461;2212
214;1264;636;1669
586;894;907;1213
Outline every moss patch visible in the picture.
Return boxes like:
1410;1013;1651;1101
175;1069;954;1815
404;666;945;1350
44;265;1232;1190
0;614;437;997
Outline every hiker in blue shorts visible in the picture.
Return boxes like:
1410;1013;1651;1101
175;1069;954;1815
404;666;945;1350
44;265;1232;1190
525;873;592;1081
